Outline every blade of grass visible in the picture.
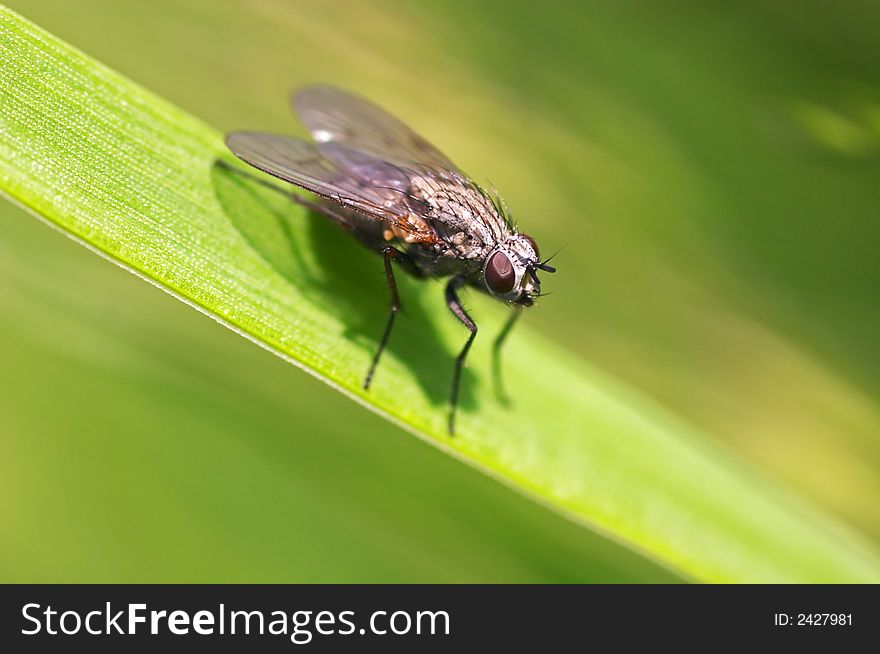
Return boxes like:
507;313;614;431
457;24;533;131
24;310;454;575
1;5;878;582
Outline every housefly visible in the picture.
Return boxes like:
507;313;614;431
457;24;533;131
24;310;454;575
226;85;555;434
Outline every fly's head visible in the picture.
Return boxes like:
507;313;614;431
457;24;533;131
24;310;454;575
482;233;555;307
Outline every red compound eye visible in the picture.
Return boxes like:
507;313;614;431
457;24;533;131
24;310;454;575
485;251;516;295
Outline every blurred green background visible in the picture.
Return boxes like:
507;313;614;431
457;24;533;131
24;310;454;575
1;0;878;582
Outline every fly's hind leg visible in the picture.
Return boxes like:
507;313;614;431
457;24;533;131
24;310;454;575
363;246;405;390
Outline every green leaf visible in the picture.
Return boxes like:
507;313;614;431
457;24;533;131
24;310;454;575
1;5;878;582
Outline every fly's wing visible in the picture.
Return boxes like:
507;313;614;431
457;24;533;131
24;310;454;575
293;86;510;244
226;131;425;234
293;85;459;172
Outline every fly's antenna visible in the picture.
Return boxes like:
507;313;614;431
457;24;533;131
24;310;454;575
536;244;565;273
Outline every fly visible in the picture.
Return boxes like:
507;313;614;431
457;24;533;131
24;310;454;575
225;85;556;434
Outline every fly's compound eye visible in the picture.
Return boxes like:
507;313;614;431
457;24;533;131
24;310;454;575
485;251;516;295
521;233;539;259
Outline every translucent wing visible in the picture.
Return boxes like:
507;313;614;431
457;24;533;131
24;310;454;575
225;131;431;235
293;85;459;171
229;89;504;247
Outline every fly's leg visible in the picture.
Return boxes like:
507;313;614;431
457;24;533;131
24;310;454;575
445;276;478;436
491;305;522;403
217;160;356;230
363;246;402;390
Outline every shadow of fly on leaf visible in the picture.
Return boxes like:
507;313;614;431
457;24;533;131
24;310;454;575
223;85;556;434
213;162;471;412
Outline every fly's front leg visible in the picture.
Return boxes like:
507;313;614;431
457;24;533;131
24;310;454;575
445;276;478;435
363;246;403;390
491;305;522;403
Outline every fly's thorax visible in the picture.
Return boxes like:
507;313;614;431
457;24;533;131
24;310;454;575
409;173;511;251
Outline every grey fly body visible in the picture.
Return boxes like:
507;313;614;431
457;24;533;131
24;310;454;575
226;85;555;434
